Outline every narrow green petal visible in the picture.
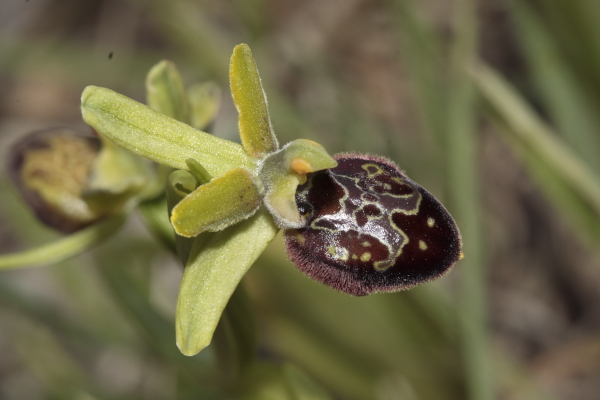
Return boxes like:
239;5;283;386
170;168;261;237
0;214;126;270
176;208;279;356
187;81;221;130
230;44;278;158
146;60;191;123
185;158;212;185
167;170;199;202
81;86;255;176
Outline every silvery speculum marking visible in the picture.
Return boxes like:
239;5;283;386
285;153;462;296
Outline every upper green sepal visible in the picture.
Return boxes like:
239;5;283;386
230;44;279;158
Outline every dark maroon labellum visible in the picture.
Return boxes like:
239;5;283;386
284;153;462;296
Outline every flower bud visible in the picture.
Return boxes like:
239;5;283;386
7;128;103;233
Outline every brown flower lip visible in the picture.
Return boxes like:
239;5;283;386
284;153;462;296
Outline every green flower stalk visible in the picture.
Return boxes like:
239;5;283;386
81;44;337;356
79;43;462;358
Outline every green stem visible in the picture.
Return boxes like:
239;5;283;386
0;214;126;270
138;195;177;253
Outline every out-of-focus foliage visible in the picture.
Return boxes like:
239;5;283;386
1;0;600;399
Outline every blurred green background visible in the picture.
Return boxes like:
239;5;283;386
2;0;600;399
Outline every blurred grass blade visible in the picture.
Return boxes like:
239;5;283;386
230;43;279;158
472;62;600;242
141;0;230;79
529;0;600;108
176;208;278;356
283;363;334;400
0;214;126;269
237;362;334;400
389;0;445;147
146;60;191;123
446;1;492;399
212;284;257;386
94;239;217;387
81;86;255;175
15;320;92;398
511;1;600;174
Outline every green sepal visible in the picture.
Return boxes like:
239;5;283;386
81;86;256;176
84;136;155;214
187;82;221;130
170;168;261;238
230;44;279;158
260;139;337;228
146;60;191;123
175;207;279;356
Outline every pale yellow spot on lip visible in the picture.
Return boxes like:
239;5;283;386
337;249;349;261
352;254;358;260
362;241;371;247
294;232;306;245
427;217;435;227
327;246;350;261
419;240;428;250
360;252;371;262
459;252;465;260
